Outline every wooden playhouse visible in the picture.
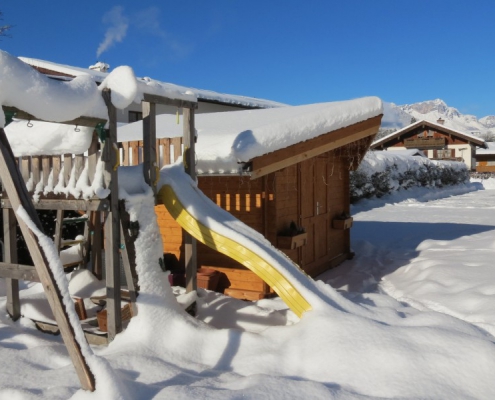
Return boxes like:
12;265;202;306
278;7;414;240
119;100;383;300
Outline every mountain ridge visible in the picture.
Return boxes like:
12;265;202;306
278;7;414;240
381;99;494;140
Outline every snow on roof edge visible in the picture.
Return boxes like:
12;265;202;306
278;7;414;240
19;57;285;110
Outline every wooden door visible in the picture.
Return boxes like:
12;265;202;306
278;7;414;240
300;156;330;274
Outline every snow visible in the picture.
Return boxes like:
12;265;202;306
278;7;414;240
2;48;495;399
19;56;282;109
477;141;495;155
2;167;495;398
0;50;198;131
119;97;383;174
0;50;106;128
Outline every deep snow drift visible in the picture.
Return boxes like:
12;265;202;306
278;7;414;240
1;176;495;399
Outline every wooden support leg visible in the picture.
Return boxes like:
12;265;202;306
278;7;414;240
104;209;122;341
119;217;138;317
3;208;20;320
90;211;103;279
0;128;95;391
53;209;63;251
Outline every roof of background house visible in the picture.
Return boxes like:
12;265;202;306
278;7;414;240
372;119;486;149
19;57;287;110
477;142;495;155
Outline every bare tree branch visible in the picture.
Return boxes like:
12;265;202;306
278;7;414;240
0;11;13;40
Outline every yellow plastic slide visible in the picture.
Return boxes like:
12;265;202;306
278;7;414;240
157;184;312;318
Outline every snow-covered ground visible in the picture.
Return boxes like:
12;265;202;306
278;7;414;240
1;178;494;399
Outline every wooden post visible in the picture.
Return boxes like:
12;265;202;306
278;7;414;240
142;101;157;194
0;128;95;391
90;211;103;280
183;107;197;293
102;89;122;341
53;209;63;252
3;208;20;320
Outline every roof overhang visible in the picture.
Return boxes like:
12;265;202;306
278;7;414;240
249;114;382;179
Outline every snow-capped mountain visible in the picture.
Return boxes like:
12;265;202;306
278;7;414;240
381;99;494;139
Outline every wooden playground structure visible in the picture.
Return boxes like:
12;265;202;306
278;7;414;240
0;89;198;391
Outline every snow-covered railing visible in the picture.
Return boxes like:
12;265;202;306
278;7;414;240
119;137;183;167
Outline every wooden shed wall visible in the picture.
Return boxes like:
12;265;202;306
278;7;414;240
155;147;353;298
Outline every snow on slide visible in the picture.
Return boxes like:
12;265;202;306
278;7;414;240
157;163;314;317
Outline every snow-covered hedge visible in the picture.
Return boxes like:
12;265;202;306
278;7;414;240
350;151;469;203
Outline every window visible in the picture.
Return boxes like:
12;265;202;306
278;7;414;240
128;111;143;123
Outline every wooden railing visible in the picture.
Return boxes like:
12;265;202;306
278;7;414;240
119;137;183;167
404;137;445;148
6;136;185;193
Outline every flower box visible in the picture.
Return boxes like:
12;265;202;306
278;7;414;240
277;232;308;250
96;303;133;332
332;217;353;230
197;268;221;291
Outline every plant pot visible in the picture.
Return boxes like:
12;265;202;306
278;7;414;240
332;217;353;230
277;232;308;250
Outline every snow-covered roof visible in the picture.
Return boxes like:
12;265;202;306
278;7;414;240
372;119;487;148
477;142;495;155
119;96;383;174
0;50;200;129
19;57;286;110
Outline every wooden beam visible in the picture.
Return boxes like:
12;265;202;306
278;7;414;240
183;107;197;294
0;127;95;391
1;198;110;211
102;89;122;342
3;208;20;319
142;93;198;110
250;115;382;179
0;262;39;282
142;101;157;193
2;106;106;128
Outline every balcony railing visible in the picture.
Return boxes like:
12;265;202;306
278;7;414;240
404;137;445;148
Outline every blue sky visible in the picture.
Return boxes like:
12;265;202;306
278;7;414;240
1;1;494;117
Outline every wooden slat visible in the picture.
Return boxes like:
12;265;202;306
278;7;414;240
172;137;182;162
74;154;84;182
31;156;41;188
20;157;30;185
251;115;382;179
0;127;95;391
161;138;171;166
64;154;72;187
52;156;61;188
131;141;140;166
41;156;51;187
87;133;98;184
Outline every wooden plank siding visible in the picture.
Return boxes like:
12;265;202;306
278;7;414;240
156;145;356;299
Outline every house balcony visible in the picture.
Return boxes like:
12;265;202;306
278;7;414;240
404;137;445;149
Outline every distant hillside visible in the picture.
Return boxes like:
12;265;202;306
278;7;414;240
380;99;495;141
